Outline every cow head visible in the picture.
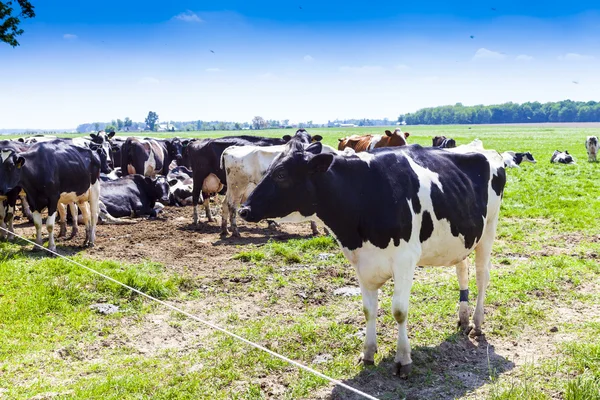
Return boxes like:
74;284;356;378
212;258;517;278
165;138;184;163
282;129;323;145
519;152;536;164
432;136;446;147
146;176;171;204
89;143;113;174
0;149;25;195
238;141;333;223
90;131;115;167
384;129;409;147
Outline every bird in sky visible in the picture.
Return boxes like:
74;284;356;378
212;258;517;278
572;80;579;84
210;50;215;53
470;35;475;39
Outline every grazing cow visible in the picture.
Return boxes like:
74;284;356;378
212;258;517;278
551;150;575;164
432;136;457;148
220;142;337;237
120;137;184;177
0;140;101;252
238;141;505;376
501;151;537;168
188;131;318;225
99;175;171;219
337;129;409;152
586;136;598;162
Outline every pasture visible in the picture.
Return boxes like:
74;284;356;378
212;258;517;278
1;124;599;399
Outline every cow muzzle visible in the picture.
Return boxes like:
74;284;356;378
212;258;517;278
238;206;252;221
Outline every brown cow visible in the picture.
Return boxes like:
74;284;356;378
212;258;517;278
338;129;409;152
432;136;457;148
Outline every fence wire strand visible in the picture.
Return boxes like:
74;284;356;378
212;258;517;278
0;226;379;400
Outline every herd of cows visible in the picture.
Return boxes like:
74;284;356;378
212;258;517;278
0;127;598;377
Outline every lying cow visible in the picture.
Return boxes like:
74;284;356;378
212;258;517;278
501;151;537;168
432;136;456;148
551;150;575;164
99;174;171;219
0;140;101;252
338;129;409;152
586;136;598;162
238;141;505;377
167;166;193;206
121;137;184;177
220;142;338;237
188;130;320;225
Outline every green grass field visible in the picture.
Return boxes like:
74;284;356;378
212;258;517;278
1;125;599;399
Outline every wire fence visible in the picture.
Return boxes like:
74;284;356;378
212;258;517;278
0;225;380;400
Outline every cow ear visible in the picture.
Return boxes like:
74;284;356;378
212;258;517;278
385;130;393;137
404;131;410;138
144;177;153;186
90;133;97;139
168;179;178;186
308;153;333;175
312;135;323;142
282;135;292;142
305;141;322;155
108;131;116;138
15;156;25;168
17;138;25;143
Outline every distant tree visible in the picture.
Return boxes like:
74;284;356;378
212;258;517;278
1;0;35;47
93;122;100;131
105;124;117;132
123;117;132;128
234;122;241;130
145;111;159;131
282;119;290;127
252;116;267;130
116;119;123;130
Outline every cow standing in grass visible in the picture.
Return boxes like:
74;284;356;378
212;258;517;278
586;136;598;162
238;141;506;377
337;129;409;152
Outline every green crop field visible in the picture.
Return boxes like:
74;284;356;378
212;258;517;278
1;124;599;399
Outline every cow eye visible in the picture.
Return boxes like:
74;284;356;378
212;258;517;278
273;169;287;181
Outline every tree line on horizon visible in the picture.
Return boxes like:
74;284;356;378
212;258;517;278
399;100;600;125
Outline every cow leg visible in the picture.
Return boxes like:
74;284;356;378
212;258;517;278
472;217;499;337
229;204;239;237
57;203;67;238
69;203;79;239
455;259;471;332
88;181;100;247
392;261;417;378
359;284;379;365
6;202;15;241
46;211;58;253
80;201;91;247
32;211;43;248
220;199;230;237
203;194;214;222
20;194;34;222
192;186;201;225
0;202;6;240
310;221;319;236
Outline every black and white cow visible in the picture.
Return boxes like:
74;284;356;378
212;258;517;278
238;141;506;377
0;140;101;252
551;150;576;164
432;136;457;148
586;136;598;162
167;166;193;206
16;135;58;145
0;140;30;240
501;151;537;168
188;131;321;225
99;174;171;219
120;137;184;177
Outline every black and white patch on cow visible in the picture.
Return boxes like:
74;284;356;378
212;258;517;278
238;142;506;376
586;136;598;162
121;137;183;177
501;151;537;168
99;174;171;219
551;150;576;164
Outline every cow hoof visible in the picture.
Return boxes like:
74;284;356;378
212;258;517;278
362;359;375;366
395;362;413;378
219;231;229;238
457;320;471;334
469;327;483;338
231;230;240;238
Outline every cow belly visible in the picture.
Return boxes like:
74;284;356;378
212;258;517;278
127;164;136;175
59;191;90;205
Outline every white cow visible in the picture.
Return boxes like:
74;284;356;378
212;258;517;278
220;142;340;237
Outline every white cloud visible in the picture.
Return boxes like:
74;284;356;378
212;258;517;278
303;55;314;63
516;54;534;62
206;68;222;72
558;53;594;61
63;34;77;40
258;72;276;79
138;77;160;85
339;65;384;74
472;48;506;61
394;64;409;70
421;76;440;83
173;11;203;23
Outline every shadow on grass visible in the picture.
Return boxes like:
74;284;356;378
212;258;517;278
330;333;515;400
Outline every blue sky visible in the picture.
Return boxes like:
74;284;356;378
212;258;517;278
1;1;600;129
